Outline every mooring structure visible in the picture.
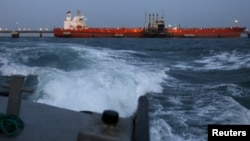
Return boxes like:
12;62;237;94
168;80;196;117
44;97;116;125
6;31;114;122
0;30;53;38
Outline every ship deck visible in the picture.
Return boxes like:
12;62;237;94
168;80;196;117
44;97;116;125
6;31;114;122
0;96;133;141
0;75;149;141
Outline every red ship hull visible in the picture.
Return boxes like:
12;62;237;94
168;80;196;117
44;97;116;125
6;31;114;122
54;28;144;38
54;11;247;38
167;27;246;38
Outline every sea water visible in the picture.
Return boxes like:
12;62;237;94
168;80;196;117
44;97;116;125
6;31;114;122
0;37;250;141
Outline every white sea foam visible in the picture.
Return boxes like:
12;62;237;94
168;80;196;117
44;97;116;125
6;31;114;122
195;51;250;70
173;51;250;71
211;96;250;124
149;80;250;141
0;44;168;117
149;103;207;141
150;119;176;141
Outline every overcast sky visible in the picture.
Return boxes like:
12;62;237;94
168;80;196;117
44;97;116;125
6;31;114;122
0;0;249;30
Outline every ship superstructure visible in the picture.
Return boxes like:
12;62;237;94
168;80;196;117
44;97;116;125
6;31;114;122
63;10;88;29
143;13;171;37
54;11;144;38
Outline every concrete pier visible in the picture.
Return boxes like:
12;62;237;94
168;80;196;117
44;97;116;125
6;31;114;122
246;31;250;38
0;30;53;38
11;31;19;38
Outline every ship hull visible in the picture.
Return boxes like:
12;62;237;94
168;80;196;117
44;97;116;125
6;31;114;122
55;11;246;38
167;27;246;38
54;27;246;38
54;28;144;38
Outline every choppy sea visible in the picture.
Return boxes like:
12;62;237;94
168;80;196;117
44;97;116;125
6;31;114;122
0;37;250;141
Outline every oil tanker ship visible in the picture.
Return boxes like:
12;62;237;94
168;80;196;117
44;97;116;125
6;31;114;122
53;11;145;38
166;26;246;38
53;10;246;38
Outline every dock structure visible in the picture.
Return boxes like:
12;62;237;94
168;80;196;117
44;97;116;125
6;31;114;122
0;30;53;38
143;13;172;38
246;31;250;38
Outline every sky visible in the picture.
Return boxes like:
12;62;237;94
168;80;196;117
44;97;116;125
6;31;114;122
0;0;249;30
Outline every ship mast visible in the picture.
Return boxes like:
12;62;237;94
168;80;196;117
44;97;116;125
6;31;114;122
144;11;147;30
148;14;151;30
